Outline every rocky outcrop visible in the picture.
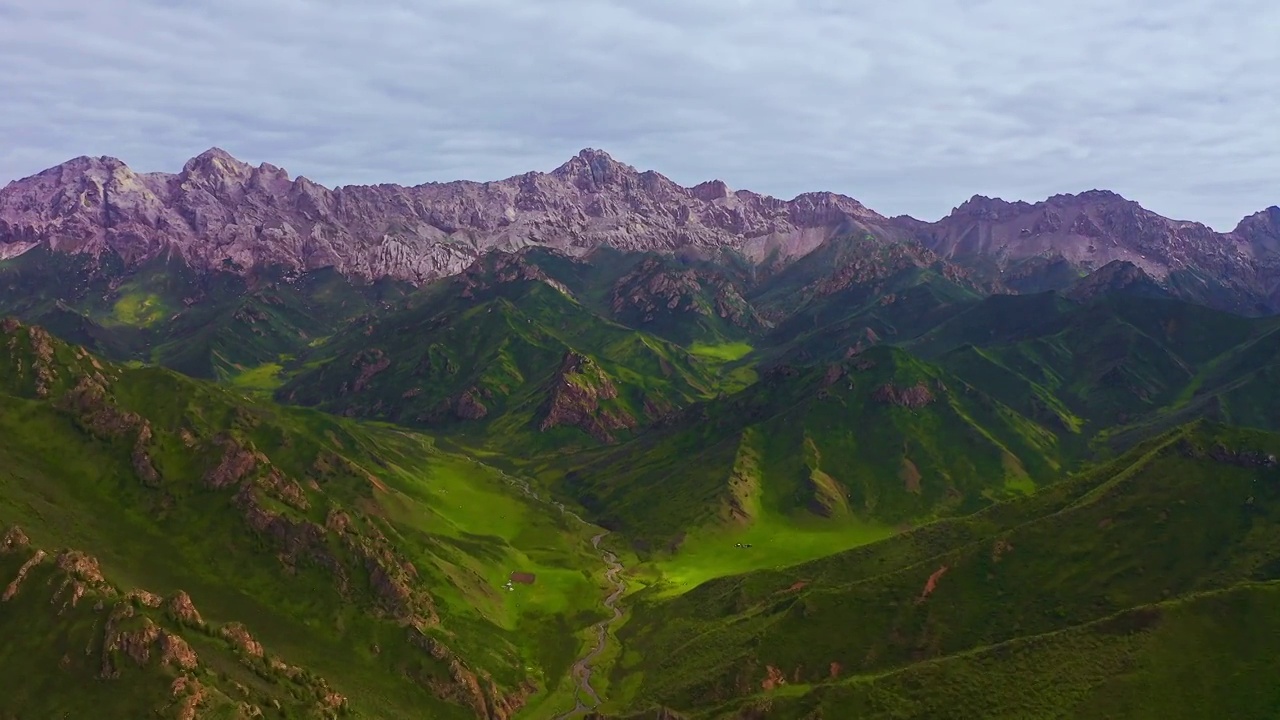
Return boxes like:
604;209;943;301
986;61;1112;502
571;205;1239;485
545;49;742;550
451;388;489;420
2;549;47;601
871;381;937;409
410;629;534;720
0;525;29;552
203;437;266;489
344;524;438;627
1177;439;1280;469
52;550;113;609
455;251;572;298
131;421;162;486
608;256;764;330
349;348;391;393
166;591;205;627
538;351;637;442
57;375;160;488
220;622;265;658
101;604;200;677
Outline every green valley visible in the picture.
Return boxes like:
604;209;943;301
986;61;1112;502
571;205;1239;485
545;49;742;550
3;240;1280;720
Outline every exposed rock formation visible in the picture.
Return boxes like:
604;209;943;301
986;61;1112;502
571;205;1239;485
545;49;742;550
911;192;1280;309
539;351;637;442
0;147;889;284
871;381;937;409
608;256;763;330
451;388;489;420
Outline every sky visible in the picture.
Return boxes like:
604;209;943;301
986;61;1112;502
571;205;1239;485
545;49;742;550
1;0;1277;231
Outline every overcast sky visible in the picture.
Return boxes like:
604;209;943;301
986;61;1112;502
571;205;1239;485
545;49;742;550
1;0;1277;230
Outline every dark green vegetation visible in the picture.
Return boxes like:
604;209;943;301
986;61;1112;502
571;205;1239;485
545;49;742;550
4;243;1280;719
609;423;1280;718
0;246;409;381
276;258;728;450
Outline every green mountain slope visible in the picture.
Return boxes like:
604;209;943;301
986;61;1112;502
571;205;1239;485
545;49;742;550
541;345;1060;595
761;267;980;365
606;423;1280;717
0;248;407;382
0;318;609;719
7;239;1280;720
908;294;1279;444
278;269;728;449
1;528;351;719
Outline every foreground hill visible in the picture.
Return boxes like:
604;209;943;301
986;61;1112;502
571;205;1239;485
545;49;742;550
606;422;1280;718
0;318;609;719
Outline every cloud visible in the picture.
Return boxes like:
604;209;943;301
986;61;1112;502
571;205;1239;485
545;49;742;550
1;0;1277;230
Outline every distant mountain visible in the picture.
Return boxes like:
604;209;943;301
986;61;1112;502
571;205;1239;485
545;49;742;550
908;191;1280;312
0;147;891;284
2;149;1276;314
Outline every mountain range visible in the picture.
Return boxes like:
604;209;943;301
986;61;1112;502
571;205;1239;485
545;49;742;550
2;148;1280;720
3;148;1278;313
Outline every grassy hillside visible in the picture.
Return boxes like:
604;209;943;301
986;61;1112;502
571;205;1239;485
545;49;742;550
0;248;407;382
907;295;1280;446
605;422;1280;716
533;344;1061;599
761;268;980;365
6;241;1280;720
0;317;610;719
1;529;352;719
277;270;731;449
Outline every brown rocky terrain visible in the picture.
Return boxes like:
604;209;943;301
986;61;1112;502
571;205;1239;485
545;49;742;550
0;147;890;282
870;381;937;409
1062;259;1172;304
539;351;638;443
2;148;1269;311
6;148;1268;309
907;193;1280;305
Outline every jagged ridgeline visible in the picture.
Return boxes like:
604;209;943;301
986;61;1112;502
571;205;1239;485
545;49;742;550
0;318;609;719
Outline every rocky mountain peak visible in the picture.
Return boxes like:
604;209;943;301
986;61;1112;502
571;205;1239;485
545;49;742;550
1234;206;1280;256
952;195;1032;220
180;147;254;185
1046;189;1130;206
551;147;638;192
691;179;731;202
0;148;1275;312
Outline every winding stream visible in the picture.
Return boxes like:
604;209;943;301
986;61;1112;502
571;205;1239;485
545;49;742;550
555;533;626;719
485;464;626;718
